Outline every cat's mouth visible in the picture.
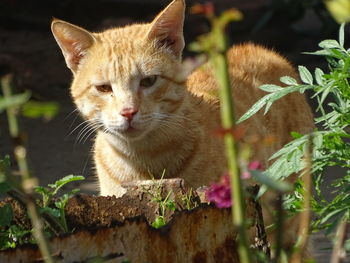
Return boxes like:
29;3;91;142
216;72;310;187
105;122;143;138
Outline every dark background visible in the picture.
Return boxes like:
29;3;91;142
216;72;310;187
0;1;346;261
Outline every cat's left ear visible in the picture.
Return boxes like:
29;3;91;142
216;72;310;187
147;0;185;58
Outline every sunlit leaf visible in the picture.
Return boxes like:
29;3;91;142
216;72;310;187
298;66;313;85
237;93;274;123
318;39;341;49
21;101;59;121
259;84;284;93
280;76;298;86
250;170;292;193
314;68;325;86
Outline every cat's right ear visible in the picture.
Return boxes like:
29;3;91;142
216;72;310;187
51;19;95;73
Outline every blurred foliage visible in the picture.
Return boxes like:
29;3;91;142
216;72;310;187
21;101;59;121
239;24;350;248
325;0;350;23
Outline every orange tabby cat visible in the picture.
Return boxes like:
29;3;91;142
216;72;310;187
52;0;314;255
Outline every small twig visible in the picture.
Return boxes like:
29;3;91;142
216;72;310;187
273;194;284;263
330;218;348;263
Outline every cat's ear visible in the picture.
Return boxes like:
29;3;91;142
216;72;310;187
147;0;185;58
51;19;95;73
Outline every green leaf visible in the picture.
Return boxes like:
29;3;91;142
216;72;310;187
280;76;298;86
49;175;85;196
50;175;85;189
165;200;176;211
0;91;31;113
237;93;274;123
269;135;308;160
259;84;284;92
339;23;345;47
291;131;303;139
318;39;340;49
320;86;332;106
298;66;313;85
314;68;324;86
0;204;13;227
34;186;50;196
250;170;292;193
303;50;331;56
21;101;59;121
151;216;166;229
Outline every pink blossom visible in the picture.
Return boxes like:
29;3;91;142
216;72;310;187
242;161;264;179
206;175;232;208
206;161;263;208
248;161;263;171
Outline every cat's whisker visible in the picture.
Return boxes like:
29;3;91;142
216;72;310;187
68;119;96;138
82;124;105;144
75;120;102;144
77;123;102;144
64;108;80;121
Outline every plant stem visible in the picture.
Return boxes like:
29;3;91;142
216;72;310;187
1;74;54;263
330;216;348;263
210;19;251;263
59;208;68;233
1;74;19;138
274;195;284;263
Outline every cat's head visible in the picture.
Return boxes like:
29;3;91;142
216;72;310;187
52;0;186;140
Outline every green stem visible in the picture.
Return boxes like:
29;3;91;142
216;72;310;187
1;74;19;137
60;208;68;233
211;20;251;263
1;74;55;263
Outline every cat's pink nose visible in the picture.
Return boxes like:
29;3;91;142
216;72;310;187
120;107;138;121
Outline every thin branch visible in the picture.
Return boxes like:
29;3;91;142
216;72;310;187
273;194;284;263
330;218;348;263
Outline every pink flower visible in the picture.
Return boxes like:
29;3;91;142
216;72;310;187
248;161;263;171
242;161;264;179
206;161;263;208
206;175;232;208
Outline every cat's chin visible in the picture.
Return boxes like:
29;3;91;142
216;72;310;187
104;126;147;141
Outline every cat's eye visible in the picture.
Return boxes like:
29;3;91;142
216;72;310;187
95;84;112;93
140;75;158;88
